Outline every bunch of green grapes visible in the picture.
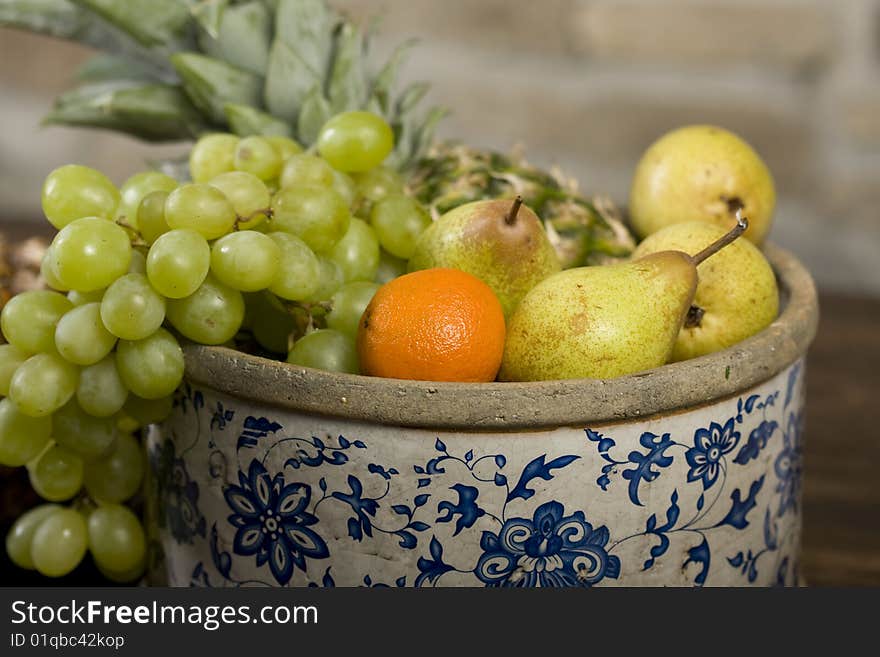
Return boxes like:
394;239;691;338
1;110;434;580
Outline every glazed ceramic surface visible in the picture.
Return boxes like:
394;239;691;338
148;359;806;588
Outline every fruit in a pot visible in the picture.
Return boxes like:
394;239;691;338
501;215;749;381
629;125;775;244
408;197;561;318
631;221;779;361
357;268;506;382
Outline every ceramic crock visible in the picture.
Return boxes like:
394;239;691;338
146;244;818;588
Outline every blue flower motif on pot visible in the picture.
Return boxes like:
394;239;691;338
774;411;803;517
224;459;329;586
474;501;620;587
685;418;741;490
150;440;206;545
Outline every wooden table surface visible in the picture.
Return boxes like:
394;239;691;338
1;221;878;586
801;293;880;586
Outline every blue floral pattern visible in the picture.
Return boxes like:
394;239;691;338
150;439;206;545
774;411;803;517
150;360;806;587
686;418;741;489
475;502;620;587
224;460;329;585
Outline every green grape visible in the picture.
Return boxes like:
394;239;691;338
317;111;394;173
98;561;146;584
370;194;432;259
29;444;84;502
328;217;380;282
51;217;132;292
54;303;117;366
332;170;357;208
0;398;52;466
0;343;29;396
116;171;178;226
1;290;72;353
164;183;236;240
9;354;78;418
327;281;380;338
234;135;282;181
137;190;171;245
266;232;321;301
301;257;344;303
83;433;144;504
128;248;147;274
122;395;173;427
210;231;280;291
30;508;88;577
279;153;335;189
146;229;210;299
267;135;303;161
271;185;350;253
41;164;119;229
5;504;62;570
166;275;245;345
116;414;140;435
208;171;270;230
53;400;117;460
116;328;184;400
67;289;104;306
100;273;166;341
245;292;296;354
40;247;69;292
286;329;358;374
87;504;146;577
76;355;128;418
189;133;238;183
354;166;404;203
375;249;409;284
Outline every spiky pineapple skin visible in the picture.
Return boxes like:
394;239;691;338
409;143;635;267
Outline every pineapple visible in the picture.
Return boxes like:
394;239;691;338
0;0;635;267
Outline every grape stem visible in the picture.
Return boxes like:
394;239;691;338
233;208;272;231
115;218;148;247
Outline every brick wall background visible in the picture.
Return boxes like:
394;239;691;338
1;0;879;294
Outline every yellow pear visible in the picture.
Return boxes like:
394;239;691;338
629;125;775;245
500;215;748;381
632;221;778;361
408;197;560;318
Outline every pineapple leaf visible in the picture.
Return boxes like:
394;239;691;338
45;81;204;141
395;82;430;117
408;106;449;165
170;52;263;126
264;0;335;122
0;0;174;80
195;1;272;76
76;54;159;82
264;40;321;124
69;0;193;50
190;0;227;40
370;38;418;117
296;85;332;146
327;22;366;114
224;103;292;137
273;0;334;80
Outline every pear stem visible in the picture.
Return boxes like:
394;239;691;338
690;210;749;266
505;196;523;226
